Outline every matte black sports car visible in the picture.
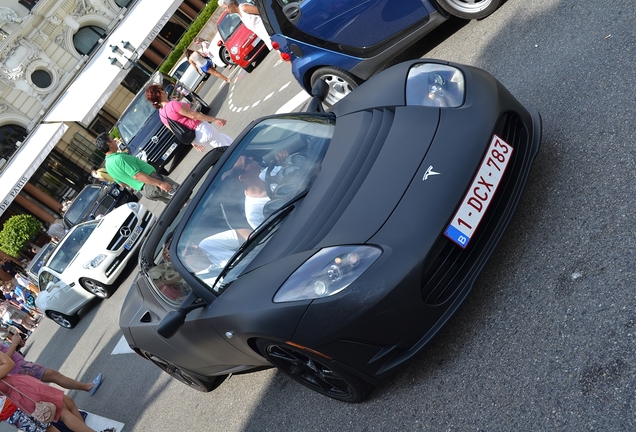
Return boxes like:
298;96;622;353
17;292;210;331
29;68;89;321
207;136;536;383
120;59;541;402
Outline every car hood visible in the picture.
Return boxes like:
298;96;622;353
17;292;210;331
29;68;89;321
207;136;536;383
67;206;135;268
245;105;440;272
224;22;256;51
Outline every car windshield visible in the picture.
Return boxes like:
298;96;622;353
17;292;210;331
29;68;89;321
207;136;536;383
175;114;335;294
65;186;101;226
218;13;242;40
117;95;156;145
146;164;216;305
47;221;99;273
27;242;57;279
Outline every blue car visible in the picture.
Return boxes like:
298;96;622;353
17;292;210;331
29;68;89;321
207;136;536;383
258;0;502;106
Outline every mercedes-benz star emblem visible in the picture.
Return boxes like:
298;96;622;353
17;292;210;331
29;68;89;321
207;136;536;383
120;226;131;237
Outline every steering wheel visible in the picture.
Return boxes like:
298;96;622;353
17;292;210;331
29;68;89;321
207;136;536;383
264;153;306;200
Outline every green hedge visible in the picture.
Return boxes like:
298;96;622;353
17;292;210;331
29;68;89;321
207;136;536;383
0;215;42;258
159;1;219;74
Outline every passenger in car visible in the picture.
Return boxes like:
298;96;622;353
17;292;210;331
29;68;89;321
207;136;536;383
148;234;190;303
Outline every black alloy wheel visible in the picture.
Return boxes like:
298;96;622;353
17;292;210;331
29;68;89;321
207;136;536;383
143;351;226;392
256;339;373;403
46;310;79;329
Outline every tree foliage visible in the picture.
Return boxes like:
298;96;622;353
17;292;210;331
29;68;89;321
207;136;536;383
0;214;42;258
159;1;219;74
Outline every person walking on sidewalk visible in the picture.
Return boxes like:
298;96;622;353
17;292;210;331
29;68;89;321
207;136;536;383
94;133;179;204
185;49;230;84
0;333;103;395
146;85;232;151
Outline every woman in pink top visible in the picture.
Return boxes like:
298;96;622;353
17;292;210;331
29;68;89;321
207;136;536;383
145;85;232;151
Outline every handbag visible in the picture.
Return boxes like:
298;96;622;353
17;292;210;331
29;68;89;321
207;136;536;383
160;110;196;145
0;378;57;422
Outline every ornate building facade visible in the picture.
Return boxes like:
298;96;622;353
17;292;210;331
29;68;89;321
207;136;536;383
0;0;206;230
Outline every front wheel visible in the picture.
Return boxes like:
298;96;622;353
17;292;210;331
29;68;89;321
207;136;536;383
310;67;361;108
256;339;373;403
79;278;112;299
220;46;235;66
435;0;502;20
46;310;79;329
142;351;226;392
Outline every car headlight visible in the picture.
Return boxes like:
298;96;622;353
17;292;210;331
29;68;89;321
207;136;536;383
230;46;238;55
406;63;465;108
83;254;106;269
273;246;382;303
127;202;140;212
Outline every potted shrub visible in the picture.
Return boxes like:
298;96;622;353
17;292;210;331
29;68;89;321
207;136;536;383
0;214;42;258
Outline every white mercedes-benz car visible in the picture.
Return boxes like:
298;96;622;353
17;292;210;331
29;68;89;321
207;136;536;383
36;203;155;328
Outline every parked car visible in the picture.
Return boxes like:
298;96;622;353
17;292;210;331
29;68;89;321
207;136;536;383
63;183;138;229
113;71;210;174
119;59;542;402
217;11;269;72
37;203;155;328
258;0;502;106
25;242;57;286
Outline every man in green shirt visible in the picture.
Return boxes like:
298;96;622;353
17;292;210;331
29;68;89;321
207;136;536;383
95;133;179;203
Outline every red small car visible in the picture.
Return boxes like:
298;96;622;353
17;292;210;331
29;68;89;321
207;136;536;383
216;11;269;72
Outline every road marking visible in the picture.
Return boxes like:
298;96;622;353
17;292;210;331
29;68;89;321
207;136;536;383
276;91;311;114
83;411;125;432
279;82;290;91
112;335;135;355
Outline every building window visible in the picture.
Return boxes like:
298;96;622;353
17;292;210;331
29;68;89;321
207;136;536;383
115;0;135;7
0;125;27;160
18;0;40;11
73;26;106;56
31;70;52;89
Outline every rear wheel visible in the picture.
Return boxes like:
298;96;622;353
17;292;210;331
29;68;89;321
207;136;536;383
310;67;361;108
79;278;112;299
435;0;502;19
142;351;226;392
256;339;373;403
46;310;79;329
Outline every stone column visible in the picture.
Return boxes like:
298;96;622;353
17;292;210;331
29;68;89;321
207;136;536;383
14;194;56;224
22;183;62;214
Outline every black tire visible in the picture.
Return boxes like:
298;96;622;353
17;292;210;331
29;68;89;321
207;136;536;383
256;339;373;403
46;310;79;329
142;351;227;392
435;0;502;19
79;278;112;299
220;46;236;66
310;67;361;108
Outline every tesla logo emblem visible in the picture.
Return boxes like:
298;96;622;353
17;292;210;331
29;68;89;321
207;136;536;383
120;226;131;237
151;136;159;144
423;165;440;181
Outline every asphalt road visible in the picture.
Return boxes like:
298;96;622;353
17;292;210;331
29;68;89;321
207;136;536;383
7;0;636;430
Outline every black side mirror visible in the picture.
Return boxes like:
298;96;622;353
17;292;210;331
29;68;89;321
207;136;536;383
306;79;329;113
157;292;206;339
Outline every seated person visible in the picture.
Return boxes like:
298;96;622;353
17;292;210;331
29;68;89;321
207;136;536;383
148;234;190;303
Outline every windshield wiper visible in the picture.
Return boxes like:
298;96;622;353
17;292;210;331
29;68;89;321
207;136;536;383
212;189;309;292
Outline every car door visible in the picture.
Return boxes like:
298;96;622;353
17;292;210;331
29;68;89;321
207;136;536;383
278;0;436;48
38;270;89;313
